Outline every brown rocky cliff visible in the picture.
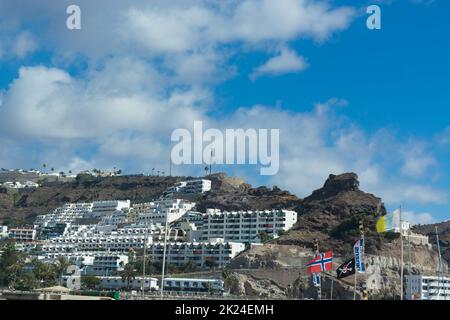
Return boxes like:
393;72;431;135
276;173;387;257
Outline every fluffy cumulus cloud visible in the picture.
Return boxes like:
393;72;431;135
0;0;448;220
251;47;308;80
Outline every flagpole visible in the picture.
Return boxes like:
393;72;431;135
353;272;357;300
360;220;365;300
400;205;404;301
407;229;412;300
435;226;443;299
314;239;321;300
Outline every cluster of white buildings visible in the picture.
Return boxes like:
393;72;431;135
35;200;131;226
2;178;301;293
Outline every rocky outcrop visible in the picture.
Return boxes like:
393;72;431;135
276;173;385;257
193;174;302;213
227;272;286;299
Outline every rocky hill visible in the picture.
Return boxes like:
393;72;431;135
1;170;448;299
414;221;450;267
0;172;303;225
229;173;446;299
0;174;180;224
276;173;386;257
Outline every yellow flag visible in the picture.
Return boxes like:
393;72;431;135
376;215;387;233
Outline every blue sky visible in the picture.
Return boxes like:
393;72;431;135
0;0;449;223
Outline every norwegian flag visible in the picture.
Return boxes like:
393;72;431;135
306;251;333;273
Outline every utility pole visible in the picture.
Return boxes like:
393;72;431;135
359;220;366;300
160;210;170;300
400;206;404;300
407;229;412;300
435;226;443;299
209;149;214;176
141;226;149;300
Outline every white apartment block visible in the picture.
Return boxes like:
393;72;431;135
35;203;93;225
99;276;159;291
8;227;36;242
183;179;212;194
99;210;129;226
198;209;298;243
114;226;187;243
147;239;245;268
82;254;129;276
163;179;211;198
136;199;196;224
91;200;130;219
163;278;224;293
59;275;159;291
35;200;131;227
407;275;450;300
43;233;153;253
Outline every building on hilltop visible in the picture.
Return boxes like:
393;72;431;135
162;179;211;198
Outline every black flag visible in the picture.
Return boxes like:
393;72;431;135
336;258;356;279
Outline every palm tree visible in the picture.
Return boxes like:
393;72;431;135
42;164;47;172
2;244;26;289
151;168;155;176
55;257;71;285
120;263;137;290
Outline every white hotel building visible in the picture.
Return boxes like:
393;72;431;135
163;278;224;293
136;199;196;224
407;275;450;300
35;203;93;225
148;239;245;268
43;233;152;253
35;200;131;226
60;275;160;291
90;200;131;219
162;179;211;198
198;209;298;243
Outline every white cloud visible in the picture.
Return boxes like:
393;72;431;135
400;142;436;178
402;211;436;225
0;0;447;214
251;47;308;80
0;0;356;82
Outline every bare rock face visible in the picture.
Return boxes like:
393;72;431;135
229;273;286;299
306;173;360;201
194;173;302;213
